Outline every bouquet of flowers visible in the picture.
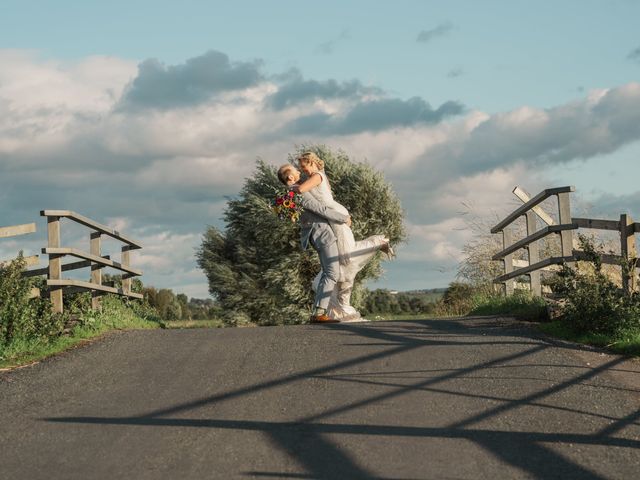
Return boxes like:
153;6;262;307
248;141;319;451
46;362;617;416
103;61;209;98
273;190;303;222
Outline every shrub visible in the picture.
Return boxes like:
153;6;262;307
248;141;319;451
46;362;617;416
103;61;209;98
197;145;406;326
550;236;640;335
431;282;479;316
0;254;64;343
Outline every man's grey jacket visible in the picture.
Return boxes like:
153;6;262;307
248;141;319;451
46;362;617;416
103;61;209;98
298;191;349;250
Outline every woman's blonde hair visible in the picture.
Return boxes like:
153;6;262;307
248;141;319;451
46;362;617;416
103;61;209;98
297;152;325;170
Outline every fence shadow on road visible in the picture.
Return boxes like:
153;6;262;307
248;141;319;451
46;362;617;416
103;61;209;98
44;318;640;479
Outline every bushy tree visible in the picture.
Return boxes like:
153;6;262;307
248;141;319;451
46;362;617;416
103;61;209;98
197;145;406;325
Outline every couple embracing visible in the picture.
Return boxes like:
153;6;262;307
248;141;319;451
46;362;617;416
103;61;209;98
278;152;394;324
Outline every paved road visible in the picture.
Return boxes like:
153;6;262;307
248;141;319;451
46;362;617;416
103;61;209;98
1;317;639;479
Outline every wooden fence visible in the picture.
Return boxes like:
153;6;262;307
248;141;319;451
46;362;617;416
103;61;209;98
492;186;639;295
5;211;143;313
1;221;41;298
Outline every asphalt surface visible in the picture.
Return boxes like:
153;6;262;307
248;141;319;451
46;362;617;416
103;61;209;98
1;317;639;480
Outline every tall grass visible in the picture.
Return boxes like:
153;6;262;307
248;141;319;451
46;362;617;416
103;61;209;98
468;291;548;321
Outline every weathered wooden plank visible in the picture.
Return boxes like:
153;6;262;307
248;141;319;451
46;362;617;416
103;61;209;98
512;187;555;226
512;259;560;271
514;186;581;249
121;247;131;295
620;214;637;293
0;255;39;268
42;247;142;276
572;217;620;231
503;228;514;295
494;256;574;283
491;186;575;233
90;232;102;310
46;279;143;299
557;192;574;261
40;210;142;249
47;216;63;314
24;255;39;267
492;224;577;260
498;251;624;284
23;256;111;278
573;250;622;266
527;211;542;296
0;223;36;238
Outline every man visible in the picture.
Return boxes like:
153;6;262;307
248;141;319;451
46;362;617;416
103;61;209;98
277;163;351;323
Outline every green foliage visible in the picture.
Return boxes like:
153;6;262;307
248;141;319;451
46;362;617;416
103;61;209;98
426;281;547;320
361;289;435;316
188;297;222;320
550;235;640;335
197;145;406;326
431;282;479;316
0;254;64;343
540;320;640;357
0;254;31;342
0;294;161;368
0;256;162;366
142;286;220;321
469;291;548;321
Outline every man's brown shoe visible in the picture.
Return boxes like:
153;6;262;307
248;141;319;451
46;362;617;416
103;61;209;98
310;314;339;323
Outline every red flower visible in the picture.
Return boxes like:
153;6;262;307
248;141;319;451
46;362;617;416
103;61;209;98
276;197;284;205
288;191;295;198
289;202;296;208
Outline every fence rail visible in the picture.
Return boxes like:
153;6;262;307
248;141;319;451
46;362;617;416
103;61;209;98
492;186;638;295
40;210;143;313
2;211;143;314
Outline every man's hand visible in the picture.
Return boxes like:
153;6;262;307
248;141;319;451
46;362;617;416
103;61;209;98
290;184;301;193
346;216;352;228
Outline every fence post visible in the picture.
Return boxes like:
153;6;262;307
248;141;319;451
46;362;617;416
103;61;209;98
90;232;102;310
47;216;63;314
557;192;574;261
121;246;131;296
526;211;542;296
503;228;514;295
620;214;637;294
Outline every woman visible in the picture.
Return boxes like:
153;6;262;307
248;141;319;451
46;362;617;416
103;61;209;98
291;152;394;321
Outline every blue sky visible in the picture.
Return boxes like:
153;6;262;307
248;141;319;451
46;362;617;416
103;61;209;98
1;1;640;297
4;0;639;111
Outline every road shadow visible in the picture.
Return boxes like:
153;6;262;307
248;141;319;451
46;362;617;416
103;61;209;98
44;317;640;479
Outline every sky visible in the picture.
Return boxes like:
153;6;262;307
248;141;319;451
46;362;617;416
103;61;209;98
1;0;640;298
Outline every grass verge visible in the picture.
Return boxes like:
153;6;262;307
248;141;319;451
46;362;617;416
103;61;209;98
539;320;640;357
163;319;224;329
0;296;161;370
366;313;440;321
468;292;548;321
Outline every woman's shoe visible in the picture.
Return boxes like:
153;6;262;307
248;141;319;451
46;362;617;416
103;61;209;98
310;314;340;323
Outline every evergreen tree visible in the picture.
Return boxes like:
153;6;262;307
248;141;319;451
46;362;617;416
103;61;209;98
197;145;406;325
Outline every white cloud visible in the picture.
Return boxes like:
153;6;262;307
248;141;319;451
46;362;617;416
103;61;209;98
2;49;640;295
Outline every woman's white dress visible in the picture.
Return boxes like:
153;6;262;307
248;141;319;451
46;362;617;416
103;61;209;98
309;170;388;321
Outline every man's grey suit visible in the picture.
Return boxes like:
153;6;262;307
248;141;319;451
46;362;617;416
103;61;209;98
298;191;350;310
